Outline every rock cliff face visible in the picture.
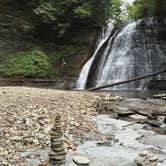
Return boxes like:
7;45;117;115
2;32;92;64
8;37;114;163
0;1;98;54
0;1;98;88
0;1;31;56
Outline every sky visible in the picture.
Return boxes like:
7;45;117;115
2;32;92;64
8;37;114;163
123;0;135;4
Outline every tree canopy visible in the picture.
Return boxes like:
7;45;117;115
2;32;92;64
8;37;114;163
127;0;166;20
14;0;122;36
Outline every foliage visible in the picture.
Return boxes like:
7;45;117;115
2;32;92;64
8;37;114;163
109;0;122;23
14;0;122;34
48;45;86;62
33;0;106;25
73;3;92;19
91;0;122;25
0;49;54;77
127;0;166;20
0;45;86;77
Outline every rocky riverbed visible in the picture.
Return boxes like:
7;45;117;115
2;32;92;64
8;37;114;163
0;87;166;166
0;87;99;165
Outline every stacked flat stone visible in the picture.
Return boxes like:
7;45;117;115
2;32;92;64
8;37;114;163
49;115;66;165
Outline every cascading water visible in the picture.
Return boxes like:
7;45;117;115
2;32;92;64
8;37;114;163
95;21;137;89
77;18;166;90
76;22;115;90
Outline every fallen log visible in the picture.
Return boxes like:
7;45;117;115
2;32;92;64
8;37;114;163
88;69;166;91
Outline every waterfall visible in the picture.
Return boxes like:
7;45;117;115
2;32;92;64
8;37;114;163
96;21;138;90
77;18;166;90
76;22;114;90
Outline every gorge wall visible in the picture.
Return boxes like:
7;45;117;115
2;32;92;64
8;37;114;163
0;1;99;89
0;1;32;56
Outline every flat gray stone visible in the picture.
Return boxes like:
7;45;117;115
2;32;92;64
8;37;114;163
139;150;149;157
129;114;147;120
72;155;90;165
149;156;159;162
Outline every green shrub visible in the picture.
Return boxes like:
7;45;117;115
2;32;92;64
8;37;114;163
0;45;87;77
0;49;54;77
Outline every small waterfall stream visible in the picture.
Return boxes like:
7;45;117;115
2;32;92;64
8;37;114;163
77;18;166;90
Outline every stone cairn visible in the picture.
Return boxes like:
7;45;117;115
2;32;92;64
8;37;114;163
49;115;66;165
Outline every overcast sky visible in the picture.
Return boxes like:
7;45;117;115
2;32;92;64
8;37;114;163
123;0;135;4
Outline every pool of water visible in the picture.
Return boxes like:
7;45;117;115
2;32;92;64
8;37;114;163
99;90;166;99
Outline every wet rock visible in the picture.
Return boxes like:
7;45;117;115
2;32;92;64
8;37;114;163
139;150;149;157
129;114;147;120
49;154;66;161
147;120;161;127
135;153;159;166
135;156;158;166
164;117;166;124
135;156;146;165
72;155;90;165
104;94;124;101
117;109;135;117
96;141;112;146
153;94;166;100
149;156;159;162
51;139;64;146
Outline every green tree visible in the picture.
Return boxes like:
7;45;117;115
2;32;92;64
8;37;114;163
110;0;123;24
127;0;166;20
91;0;122;25
14;0;122;35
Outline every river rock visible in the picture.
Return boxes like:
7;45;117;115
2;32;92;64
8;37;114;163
49;154;66;161
2;160;8;166
72;155;90;165
149;156;159;162
135;154;158;166
51;139;64;146
163;117;166;124
135;156;146;165
104;94;124;101
139;150;149;157
10;136;23;142
129;114;147;120
23;138;33;144
153;94;166;100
